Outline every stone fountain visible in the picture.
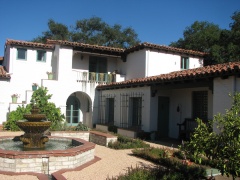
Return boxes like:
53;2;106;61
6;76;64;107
16;104;51;149
0;104;96;174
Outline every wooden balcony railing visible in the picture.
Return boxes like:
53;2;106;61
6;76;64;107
73;70;115;83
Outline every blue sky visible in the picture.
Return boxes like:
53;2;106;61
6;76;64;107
0;0;239;56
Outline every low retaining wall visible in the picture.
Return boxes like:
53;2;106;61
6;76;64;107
51;131;89;141
117;128;137;138
51;131;117;147
90;131;117;146
95;124;108;132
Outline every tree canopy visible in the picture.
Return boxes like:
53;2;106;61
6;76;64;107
170;11;240;65
32;17;140;48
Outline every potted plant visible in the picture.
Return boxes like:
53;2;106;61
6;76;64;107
32;83;38;91
11;94;20;103
46;72;53;80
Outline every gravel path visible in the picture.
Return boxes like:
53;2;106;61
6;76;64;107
0;131;237;180
63;145;155;180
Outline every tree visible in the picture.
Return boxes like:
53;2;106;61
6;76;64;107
170;21;221;53
32;17;140;48
182;93;240;179
4;87;65;131
30;87;65;130
170;11;240;65
32;19;69;43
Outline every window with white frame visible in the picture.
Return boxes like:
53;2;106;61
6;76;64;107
37;50;46;62
17;48;27;60
181;57;189;69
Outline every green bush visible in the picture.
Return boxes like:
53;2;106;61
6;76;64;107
110;166;157;180
132;147;206;180
5;87;65;131
31;87;65;129
74;122;90;131
108;135;150;149
4;105;31;131
137;131;151;140
132;147;172;163
108;125;117;133
181;93;240;179
50;121;71;131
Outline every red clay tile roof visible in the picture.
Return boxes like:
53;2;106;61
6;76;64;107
46;39;205;57
97;62;240;90
125;42;207;57
0;66;10;79
6;39;206;58
46;39;124;53
6;39;54;49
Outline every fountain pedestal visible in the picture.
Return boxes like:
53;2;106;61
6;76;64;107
16;105;51;149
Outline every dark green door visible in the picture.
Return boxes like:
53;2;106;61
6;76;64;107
157;96;169;138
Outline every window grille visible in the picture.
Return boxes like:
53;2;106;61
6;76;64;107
120;92;144;129
98;93;115;124
192;91;208;121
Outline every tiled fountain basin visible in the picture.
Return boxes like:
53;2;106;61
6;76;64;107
0;136;95;174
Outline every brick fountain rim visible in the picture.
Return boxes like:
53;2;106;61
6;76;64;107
0;136;96;174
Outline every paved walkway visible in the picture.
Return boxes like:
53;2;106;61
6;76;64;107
0;131;238;180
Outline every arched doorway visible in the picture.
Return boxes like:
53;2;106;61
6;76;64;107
66;95;80;126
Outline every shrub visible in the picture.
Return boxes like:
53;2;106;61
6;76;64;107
108;135;150;149
31;87;65;129
4;105;31;131
74;122;90;131
110;166;157;180
5;87;65;131
137;131;151;140
132;147;172;163
132;147;206;180
181;93;240;179
108;125;117;133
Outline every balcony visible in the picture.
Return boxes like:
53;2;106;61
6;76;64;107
73;70;125;84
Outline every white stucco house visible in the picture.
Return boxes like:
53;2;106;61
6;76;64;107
0;39;239;139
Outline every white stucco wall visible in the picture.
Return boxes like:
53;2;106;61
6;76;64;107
147;51;180;76
100;86;151;132
189;57;203;69
213;76;236;116
4;46;53;105
126;49;203;79
149;87;213;139
125;50;146;80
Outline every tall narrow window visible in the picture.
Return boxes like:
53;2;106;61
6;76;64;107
192;91;208;121
17;48;27;60
106;98;114;124
37;50;46;62
129;97;142;128
181;57;189;69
